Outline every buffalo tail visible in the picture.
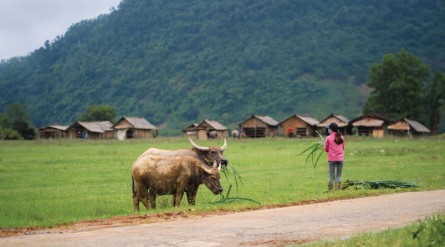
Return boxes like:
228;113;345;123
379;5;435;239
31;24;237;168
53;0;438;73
132;176;135;196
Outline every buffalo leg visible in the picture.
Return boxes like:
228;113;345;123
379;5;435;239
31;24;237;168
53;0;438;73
133;193;140;212
148;192;156;209
186;188;198;205
173;191;184;207
136;184;149;210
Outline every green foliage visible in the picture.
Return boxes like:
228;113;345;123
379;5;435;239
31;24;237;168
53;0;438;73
0;128;22;140
309;213;445;247
78;104;117;122
297;130;325;169
1;104;36;140
413;215;445;247
364;49;431;120
209;184;261;205
0;1;445;133
424;72;445;134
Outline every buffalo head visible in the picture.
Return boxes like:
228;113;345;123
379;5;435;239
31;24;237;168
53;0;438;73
200;160;223;194
189;137;228;167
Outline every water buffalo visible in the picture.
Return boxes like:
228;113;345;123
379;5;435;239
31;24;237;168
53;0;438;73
208;130;218;139
138;137;228;167
231;130;239;139
131;155;223;211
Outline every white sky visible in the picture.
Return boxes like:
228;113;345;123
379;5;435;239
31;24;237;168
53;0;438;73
0;0;122;61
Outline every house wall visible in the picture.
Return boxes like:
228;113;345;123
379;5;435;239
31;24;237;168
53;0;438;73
280;117;314;137
133;129;154;138
39;128;66;139
198;129;207;140
241;117;277;137
241;118;268;128
373;128;384;138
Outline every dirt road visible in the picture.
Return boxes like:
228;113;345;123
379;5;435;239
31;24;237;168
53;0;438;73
1;190;445;246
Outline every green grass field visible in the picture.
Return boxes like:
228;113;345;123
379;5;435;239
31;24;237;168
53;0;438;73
0;136;444;230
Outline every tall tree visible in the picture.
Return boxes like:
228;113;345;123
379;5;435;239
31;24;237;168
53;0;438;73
78;105;116;122
4;103;36;140
425;71;445;134
363;49;430;119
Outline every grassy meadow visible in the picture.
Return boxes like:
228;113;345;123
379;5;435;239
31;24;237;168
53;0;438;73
0;136;444;229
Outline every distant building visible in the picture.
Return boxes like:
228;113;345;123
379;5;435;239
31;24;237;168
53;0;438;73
317;113;351;135
66;121;114;140
38;125;69;139
193;119;228;140
182;123;199;137
239;115;279;138
279;114;319;137
349;113;391;138
113;117;157;140
388;117;431;136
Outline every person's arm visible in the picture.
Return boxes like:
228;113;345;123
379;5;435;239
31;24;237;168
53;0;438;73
324;136;329;152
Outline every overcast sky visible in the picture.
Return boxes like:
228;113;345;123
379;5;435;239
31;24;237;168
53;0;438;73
0;0;122;61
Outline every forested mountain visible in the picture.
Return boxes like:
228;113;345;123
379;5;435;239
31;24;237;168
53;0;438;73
1;0;444;135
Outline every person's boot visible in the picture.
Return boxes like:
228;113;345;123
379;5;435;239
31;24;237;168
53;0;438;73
335;182;341;190
328;183;333;191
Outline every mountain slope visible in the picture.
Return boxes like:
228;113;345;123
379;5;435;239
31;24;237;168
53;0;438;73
1;0;444;134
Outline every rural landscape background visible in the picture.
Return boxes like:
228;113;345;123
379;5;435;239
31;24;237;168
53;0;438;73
1;0;445;135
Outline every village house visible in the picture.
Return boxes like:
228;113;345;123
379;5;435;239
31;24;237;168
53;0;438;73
192;119;228;140
388;117;431;136
38;125;69;139
182;123;198;137
317;113;351;135
349;113;391;138
113;117;157;140
279;114;319;137
239;115;279;138
66;121;114;140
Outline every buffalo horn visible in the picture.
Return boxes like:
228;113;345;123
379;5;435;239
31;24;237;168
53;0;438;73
200;162;214;174
220;138;227;151
189;137;209;151
213;161;221;173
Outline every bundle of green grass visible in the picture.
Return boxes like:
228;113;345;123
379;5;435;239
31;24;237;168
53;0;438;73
341;180;418;190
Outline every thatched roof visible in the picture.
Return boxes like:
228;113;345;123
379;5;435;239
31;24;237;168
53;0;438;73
183;123;198;132
317;113;350;127
351;113;391;127
388;118;430;133
197;119;228;130
114;117;157;130
74;121;113;133
240;115;279;127
280;114;319;126
39;125;69;131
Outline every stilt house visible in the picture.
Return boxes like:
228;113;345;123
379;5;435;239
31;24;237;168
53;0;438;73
317;113;351;135
279;114;319;137
113;117;157;140
38;125;69;139
239;115;279;138
388;117;431;136
67;121;114;140
349;113;391;138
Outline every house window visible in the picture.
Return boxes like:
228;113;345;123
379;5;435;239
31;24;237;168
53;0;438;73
296;128;307;136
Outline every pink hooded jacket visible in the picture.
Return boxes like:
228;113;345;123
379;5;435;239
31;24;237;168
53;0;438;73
324;132;345;161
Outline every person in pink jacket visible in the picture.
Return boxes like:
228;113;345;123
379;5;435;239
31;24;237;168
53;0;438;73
324;122;345;191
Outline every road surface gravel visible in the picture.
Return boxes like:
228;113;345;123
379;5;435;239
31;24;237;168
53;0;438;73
1;190;444;246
